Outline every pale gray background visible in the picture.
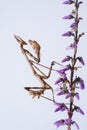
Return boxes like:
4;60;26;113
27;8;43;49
0;0;87;130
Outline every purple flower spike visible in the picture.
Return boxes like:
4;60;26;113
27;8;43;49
54;120;64;128
63;0;74;5
61;56;71;63
63;15;74;20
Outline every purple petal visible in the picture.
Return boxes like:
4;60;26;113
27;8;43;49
66;42;77;50
55;103;66;112
66;93;80;100
54;103;62;112
62;31;73;37
55;107;62;112
75;93;80;100
80;79;85;89
61;107;66;111
73;121;79;129
65;93;71;99
61;106;67;111
71;42;77;48
63;15;74;19
55;102;61;106
63;15;70;19
64;118;71;125
76;107;85;115
61;56;71;63
78;57;85;65
80;57;85;65
70;23;77;28
63;0;70;4
54;120;64;128
57;70;67;79
63;0;74;4
57;91;65;96
61;65;70;72
55;78;63;85
75;77;85;90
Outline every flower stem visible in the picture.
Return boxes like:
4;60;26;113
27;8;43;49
68;0;79;130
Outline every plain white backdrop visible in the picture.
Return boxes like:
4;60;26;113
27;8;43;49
0;0;87;130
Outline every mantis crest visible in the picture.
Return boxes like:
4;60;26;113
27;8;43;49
14;35;62;101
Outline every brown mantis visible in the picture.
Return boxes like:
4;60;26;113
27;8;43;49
14;35;63;102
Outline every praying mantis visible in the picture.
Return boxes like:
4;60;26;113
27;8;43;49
14;35;62;102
